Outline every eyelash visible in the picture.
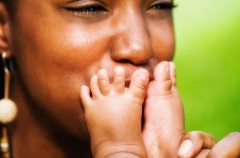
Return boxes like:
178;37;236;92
66;4;107;17
66;2;177;17
150;2;177;11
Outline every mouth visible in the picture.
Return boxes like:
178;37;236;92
124;74;153;88
110;71;154;88
99;60;156;88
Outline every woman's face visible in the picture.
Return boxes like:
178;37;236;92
9;0;175;140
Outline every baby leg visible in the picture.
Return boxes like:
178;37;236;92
80;66;149;158
142;61;185;158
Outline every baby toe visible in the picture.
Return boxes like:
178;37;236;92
80;85;91;108
97;69;111;95
113;66;125;93
169;62;177;87
129;69;149;103
90;75;101;98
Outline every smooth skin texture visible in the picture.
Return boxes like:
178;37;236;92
80;61;185;158
82;61;237;158
143;61;185;157
0;0;175;157
0;0;239;157
81;66;149;158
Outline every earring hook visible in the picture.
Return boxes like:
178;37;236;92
2;52;9;73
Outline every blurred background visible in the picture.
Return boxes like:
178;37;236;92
174;0;240;140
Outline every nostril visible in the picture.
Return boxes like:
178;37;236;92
113;59;146;66
117;59;132;63
110;41;154;64
111;49;153;65
110;20;154;65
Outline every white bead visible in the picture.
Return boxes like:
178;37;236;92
0;138;9;152
0;99;17;124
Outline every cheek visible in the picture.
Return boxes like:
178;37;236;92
10;6;114;138
11;1;113;91
12;13;112;97
149;20;175;61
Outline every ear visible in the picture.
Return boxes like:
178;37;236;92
0;2;11;58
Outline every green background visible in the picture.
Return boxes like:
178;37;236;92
173;0;240;140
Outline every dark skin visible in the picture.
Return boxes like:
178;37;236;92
0;0;176;157
0;0;239;157
2;0;175;157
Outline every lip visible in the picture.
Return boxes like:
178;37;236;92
124;75;153;88
97;59;157;87
107;67;154;88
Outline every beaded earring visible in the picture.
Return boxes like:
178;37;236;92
0;52;17;158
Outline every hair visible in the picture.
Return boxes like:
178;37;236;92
0;0;16;99
0;62;3;99
0;0;18;16
1;0;15;7
0;1;17;98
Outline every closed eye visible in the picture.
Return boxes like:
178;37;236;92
149;2;177;11
65;4;107;17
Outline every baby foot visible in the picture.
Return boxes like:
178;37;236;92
142;61;185;158
80;66;149;158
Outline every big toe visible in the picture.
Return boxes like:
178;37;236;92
129;69;149;102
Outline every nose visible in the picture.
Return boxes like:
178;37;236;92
110;7;154;65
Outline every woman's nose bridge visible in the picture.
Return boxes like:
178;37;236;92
111;8;154;64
